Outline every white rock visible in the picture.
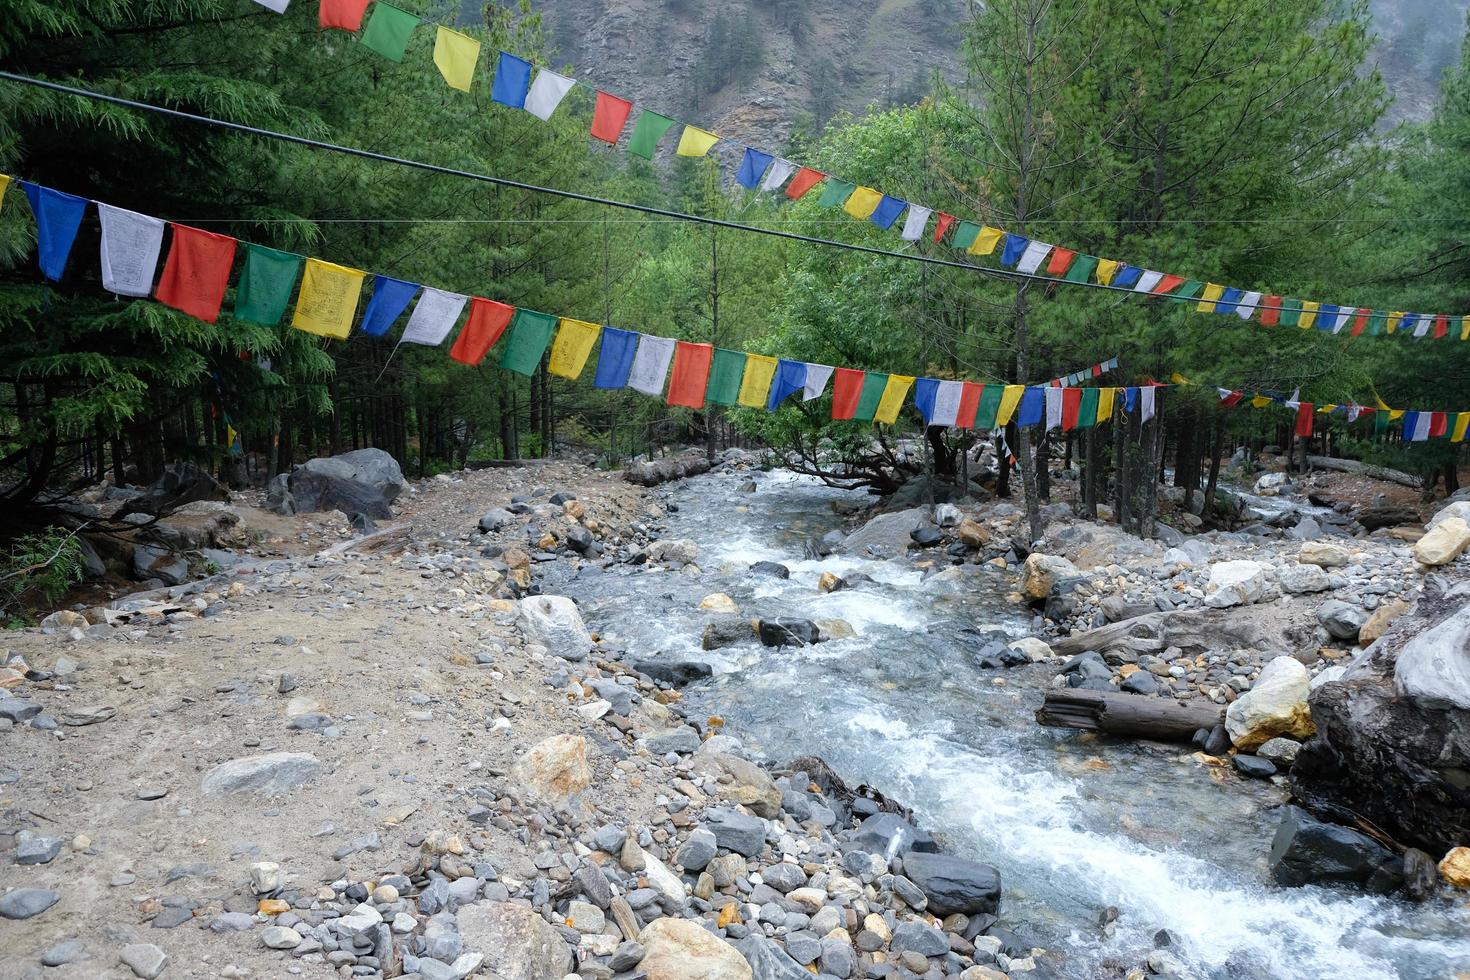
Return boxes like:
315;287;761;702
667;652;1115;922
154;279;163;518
1394;602;1470;710
637;917;752;980
1008;637;1053;662
261;925;302;949
1427;500;1470;530
1278;563;1331;594
933;503;962;527
1204;560;1276;608
1225;656;1314;751
640;850;687;909
516;595;593;661
509;734;591;802
1298;540;1351;568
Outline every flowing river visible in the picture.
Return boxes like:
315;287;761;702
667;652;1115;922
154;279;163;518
555;467;1470;979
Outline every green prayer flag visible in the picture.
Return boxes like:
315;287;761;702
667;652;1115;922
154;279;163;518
1366;312;1385;336
816;179;856;208
1062;254;1098;283
973;384;1003;430
853;371;888;421
627;111;676;159
359;1;418;61
1171;280;1205;301
1373;409;1389;434
950;221;980;250
1278;298;1302;328
1078;388;1100;428
499;309;557;376
234;244;302;326
706;348;746;406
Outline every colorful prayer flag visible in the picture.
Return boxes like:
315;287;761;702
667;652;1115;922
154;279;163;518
1259;295;1282;325
0;174;9;211
900;205;932;241
667;341;713;408
590;92;633;144
291;258;365;340
627;333;675;395
706;348;746;405
499;309;558;375
973;385;1003;430
1215;287;1244;315
359;276;420;337
802;363;834;400
524;68;576;121
359;2;418;61
21;182;87;282
434;28;480;92
1096;387;1116;423
870;195;907;230
785;167;826;199
1046;248;1077;277
592;326;639;388
627;111;676;159
932;213;956;244
1017;388;1044;427
449;297;514;365
1095;259;1120;285
1298;301;1319;330
874;375;915;425
234;243;302;327
490;50;532;106
842;186;883;220
999;234;1029;267
1134;270;1164;293
736;148;773;190
547;318;600;378
252;0;291;12
97;203;164;297
766;359;808;411
927;380;965;427
1154;274;1186;295
853;372;889;422
737;354;778;408
950;221;980;251
1195;283;1224;313
319;0;369;31
761;159;798;192
1061;388;1082;430
155;224;237;323
996;385;1024;427
816;179;857;208
1113;266;1143;289
956;382;984;428
1295;402;1314;438
398;287;467;347
831;368;865;420
1063;255;1099;283
1078;388;1100;428
1237;291;1262;320
675;126;720;157
1016;241;1052;275
1453;414;1469;442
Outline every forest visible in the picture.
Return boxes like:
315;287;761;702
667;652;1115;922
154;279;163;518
2;0;1469;581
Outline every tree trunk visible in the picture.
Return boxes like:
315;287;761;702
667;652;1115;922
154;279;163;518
1036;689;1224;742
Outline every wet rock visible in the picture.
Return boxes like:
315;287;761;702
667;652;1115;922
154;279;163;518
815;618;856;641
817;571;846;593
634;658;714;686
748;561;790;579
638;917;752;979
1232;754;1276;779
647;538;699;565
516;595;593;661
909;525;942;548
757;619;818;647
1225;656;1314;751
1403;848;1440;902
850;813;936;860
958;519;990;548
118;943;169;979
1204;560;1276;608
899;850;1002;916
843;507;929;557
1268;806;1403;893
199;752;322;795
703;806;768;857
1020;554;1080;600
1255;737;1302;766
272;448;405;519
1413;517;1470;565
1316;600;1366;642
699;593;739;614
457;900;574;978
703;617;754;650
509;734;590;801
0;888;59;919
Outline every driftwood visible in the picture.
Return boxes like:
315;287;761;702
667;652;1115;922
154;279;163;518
1036;689;1225;741
1047;608;1278;659
315;523;411;558
1305;455;1421;489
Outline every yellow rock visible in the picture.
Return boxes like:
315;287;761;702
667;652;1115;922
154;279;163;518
538;532;557;550
957;518;990;548
488;600;517;613
813;618;856;640
501;547;531;570
818;572;842;593
258;899;289;915
1414;517;1470;566
717;902;742;927
699;593;738;614
1359;600;1410;645
863;912;891;942
1440;847;1470;888
564;499;585;519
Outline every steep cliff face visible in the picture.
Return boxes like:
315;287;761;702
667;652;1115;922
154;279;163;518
518;0;1467;143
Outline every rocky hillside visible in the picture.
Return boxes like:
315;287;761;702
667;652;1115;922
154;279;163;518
506;0;1466;145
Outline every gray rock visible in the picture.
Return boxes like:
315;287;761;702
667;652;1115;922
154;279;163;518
456;900;573;979
588;678;633;716
516;595;593;661
478;508;516;533
574;865;612;909
14;834;62;865
262;925;302;949
208;912;254;933
0;888;59;919
703;806;767;857
118;943;168;979
890;920;948;956
850;813;936;861
40;940;84;966
899;850;1002;916
592;824;627;854
133;545;188;586
843;507;930;557
276;448;405;519
1316;600;1366;641
781;931;821;966
757;619;819;647
676;829;717;871
1256;737;1302;766
643;726;701;755
199;752;322;795
1232;754;1276;779
819;937;855;978
609;941;644;972
761;862;806;893
1394;601;1470;710
1279;563;1331;594
748;561;791;579
0;697;41;723
1268;806;1403;892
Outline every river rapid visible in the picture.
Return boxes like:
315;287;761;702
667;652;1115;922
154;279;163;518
557;467;1470;979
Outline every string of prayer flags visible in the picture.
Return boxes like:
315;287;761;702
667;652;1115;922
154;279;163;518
490;50;531;107
359;2;418;61
399;287;468;347
291;258;365;339
319;0;369;31
675;126;720;157
592;326;639;388
736;148;774;190
499;308;558;376
359;276;421;337
802;363;834;401
785;167;826;200
874;375;916;425
21;183;87;282
547;317;601;378
590;93;633;145
234;243;303;326
524;69;576;121
434;28;481;93
842;186;883;221
627;111;676;159
766;359;808;411
667;341;713;409
900;206;932;242
97;203;164;297
869;195;907;231
155;224;237;323
628;333;675;395
737;354;778;409
449;297;514;365
706;348;747;405
760;159;798;193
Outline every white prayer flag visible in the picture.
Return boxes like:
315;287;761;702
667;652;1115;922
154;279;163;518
98;203;165;297
252;0;290;11
1141;387;1157;423
1134;270;1164;293
802;363;834;401
1045;387;1063;430
399;287;468;346
1330;309;1352;333
1347;405;1363;422
761;159;797;192
1017;241;1052;275
1237;291;1262;320
1412;315;1430;339
524;69;576;121
900;206;933;242
1410;412;1432;441
628;334;675;396
931;380;964;427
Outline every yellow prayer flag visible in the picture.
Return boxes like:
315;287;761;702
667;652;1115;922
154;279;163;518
1390;409;1405;421
1196;283;1224;313
1096;386;1116;422
292;258;366;340
548;318;601;380
874;375;916;425
1461;316;1470;341
737;354;777;408
1096;259;1120;286
843;186;884;220
1386;311;1404;334
1318;404;1335;413
1298;301;1319;329
1251;395;1272;409
434;27;480;93
970;226;1004;256
1170;372;1193;386
0;174;10;212
675;126;720;157
996;385;1025;426
1452;413;1469;443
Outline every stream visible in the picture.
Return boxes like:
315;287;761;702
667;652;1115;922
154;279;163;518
558;467;1470;979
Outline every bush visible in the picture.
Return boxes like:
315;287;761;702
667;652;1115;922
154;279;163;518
0;528;86;622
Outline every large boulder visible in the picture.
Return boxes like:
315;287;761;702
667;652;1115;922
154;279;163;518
114;461;229;518
273;448;405;519
516;595;593;661
898;850;1002;916
637;917;752;980
1268;806;1403;893
1020;554;1081;600
1427;500;1470;530
843;507;930;557
457;900;574;978
1224;656;1314;750
1413;517;1470;566
1204;560;1276;608
1393;601;1470;710
509;734;591;802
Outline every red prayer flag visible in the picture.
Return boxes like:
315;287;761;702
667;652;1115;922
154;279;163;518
932;213;956;244
1091;363;1103;378
1061;388;1082;430
1260;295;1282;326
1434;315;1450;339
667;341;713;409
1295;403;1314;438
1152;274;1185;294
1431;411;1449;437
1219;390;1245;408
590;92;633;145
320;0;370;31
1045;247;1076;276
1351;307;1371;336
954;382;983;429
831;368;865;420
154;224;236;323
785;167;826;200
449;298;515;365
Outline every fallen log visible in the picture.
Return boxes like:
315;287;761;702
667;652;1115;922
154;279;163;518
1355;506;1421;532
1036;689;1226;741
1305;455;1421;489
315;523;411;558
1047;607;1278;659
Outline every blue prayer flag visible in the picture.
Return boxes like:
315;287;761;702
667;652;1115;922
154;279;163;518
1316;303;1340;331
1402;411;1420;439
1216;286;1244;315
913;378;939;425
1123;387;1138;413
491;51;532;109
594;326;638;389
1113;265;1144;289
766;359;808;411
736;148;773;190
1017;387;1044;427
21;182;88;282
869;195;907;231
359;276;421;337
1000;234;1029;267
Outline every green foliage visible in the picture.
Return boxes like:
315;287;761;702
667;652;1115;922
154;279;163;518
0;527;84;617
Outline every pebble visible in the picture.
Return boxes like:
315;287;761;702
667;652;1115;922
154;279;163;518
118;942;168;979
